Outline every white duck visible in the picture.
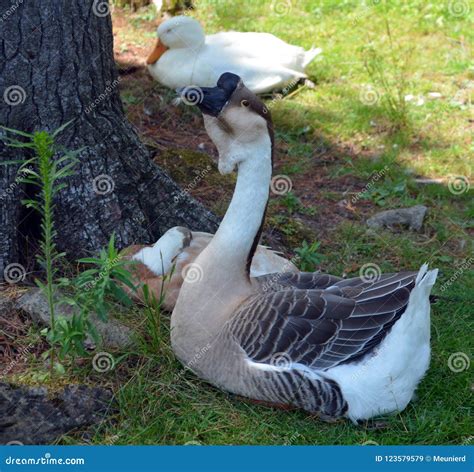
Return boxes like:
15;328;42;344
171;73;438;422
121;226;297;311
146;16;321;94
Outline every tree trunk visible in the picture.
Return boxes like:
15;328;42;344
0;0;218;280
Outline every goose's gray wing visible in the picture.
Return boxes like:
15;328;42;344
231;272;417;371
252;272;343;293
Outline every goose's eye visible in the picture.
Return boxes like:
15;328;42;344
241;100;250;108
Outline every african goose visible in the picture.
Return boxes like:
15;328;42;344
171;73;438;421
146;16;321;94
121;226;297;311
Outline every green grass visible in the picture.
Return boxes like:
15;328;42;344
193;0;473;176
14;0;473;445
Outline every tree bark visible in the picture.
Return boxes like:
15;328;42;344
0;0;218;279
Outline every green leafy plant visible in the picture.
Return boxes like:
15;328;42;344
280;192;317;216
280;192;301;214
140;283;165;353
58;233;138;359
2;124;78;373
43;313;90;370
294;240;324;272
2;125;138;370
361;179;408;206
74;234;136;320
272;215;299;237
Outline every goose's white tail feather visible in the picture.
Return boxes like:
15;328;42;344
326;264;437;421
303;47;322;68
416;263;438;287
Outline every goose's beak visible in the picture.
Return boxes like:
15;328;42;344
175;85;224;116
146;38;168;65
176;73;242;117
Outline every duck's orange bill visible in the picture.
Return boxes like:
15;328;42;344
146;39;168;65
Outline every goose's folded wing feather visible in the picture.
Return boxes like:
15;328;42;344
252;272;344;292
231;272;417;371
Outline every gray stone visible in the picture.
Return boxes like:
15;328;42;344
16;288;134;350
366;205;428;232
0;291;14;316
0;382;113;445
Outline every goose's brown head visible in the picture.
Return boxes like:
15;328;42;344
178;73;273;175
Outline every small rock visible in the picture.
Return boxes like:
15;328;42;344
16;288;134;350
366;205;428;232
0;291;14;316
143;98;162;116
427;92;442;99
0;382;113;445
404;94;425;106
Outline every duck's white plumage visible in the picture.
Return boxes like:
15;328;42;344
121;226;297;311
146;16;321;93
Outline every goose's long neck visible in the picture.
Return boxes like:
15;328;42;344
206;135;272;278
